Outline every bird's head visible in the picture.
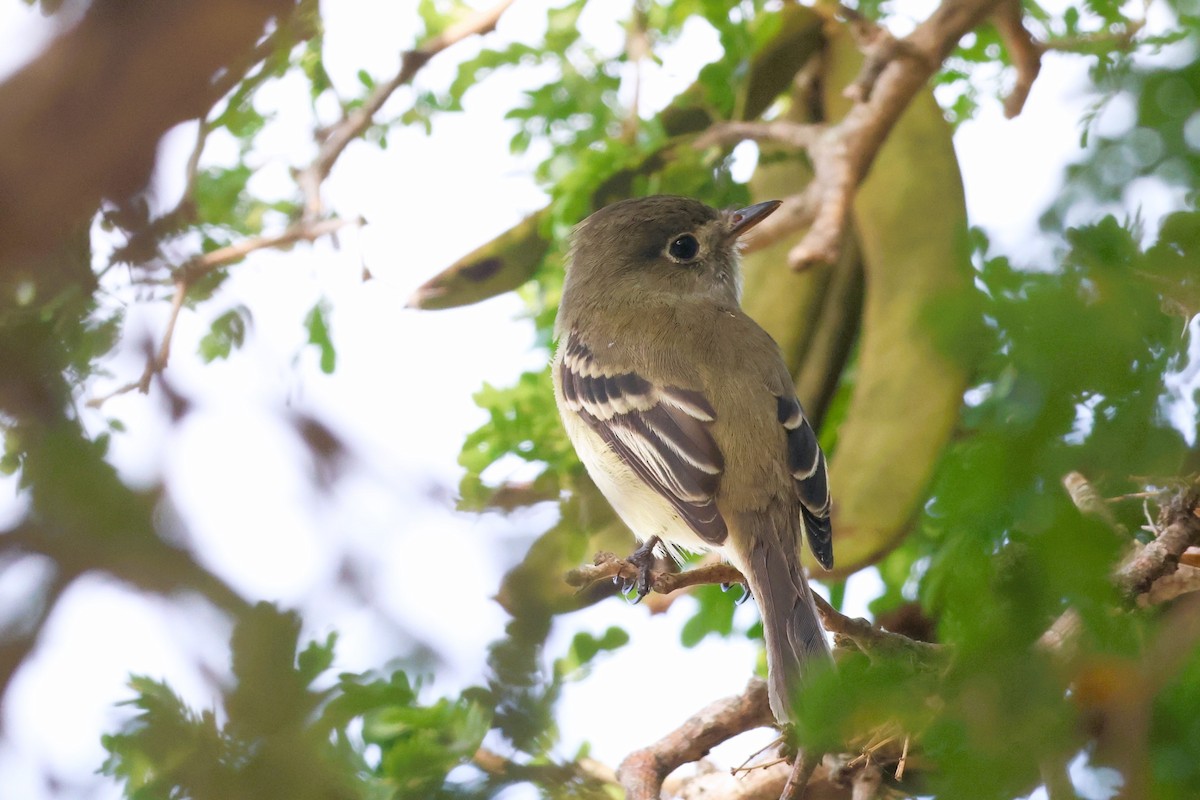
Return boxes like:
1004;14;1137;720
563;195;780;309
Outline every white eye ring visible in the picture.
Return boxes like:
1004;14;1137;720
667;233;700;262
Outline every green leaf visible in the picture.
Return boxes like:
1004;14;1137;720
457;367;574;511
300;37;332;101
198;305;251;362
680;584;737;647
304;299;336;374
554;626;630;678
193;165;253;229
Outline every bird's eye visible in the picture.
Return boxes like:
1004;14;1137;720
668;234;700;262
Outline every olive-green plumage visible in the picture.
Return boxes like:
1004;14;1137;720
552;195;834;722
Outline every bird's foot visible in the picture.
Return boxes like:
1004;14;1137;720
721;580;753;606
614;536;661;603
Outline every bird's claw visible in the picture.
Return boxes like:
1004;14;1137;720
618;535;660;603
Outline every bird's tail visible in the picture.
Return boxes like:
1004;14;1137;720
734;508;832;723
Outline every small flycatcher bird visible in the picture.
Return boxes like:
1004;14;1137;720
552;195;834;722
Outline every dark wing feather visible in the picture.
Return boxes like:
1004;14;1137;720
777;395;833;569
560;335;727;544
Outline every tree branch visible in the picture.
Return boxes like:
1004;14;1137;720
616;679;774;800
1062;471;1127;535
850;763;884;800
695;0;1008;267
576;479;1199;799
1039;19;1146;54
781;749;821;800
568;552;942;666
1045;478;1200;659
88;215;363;407
1117;482;1200;598
695;120;824;151
294;0;514;220
473;746;618;790
993;0;1043;118
1142;563;1200;605
89;3;511;404
0;0;294;272
181;216;364;281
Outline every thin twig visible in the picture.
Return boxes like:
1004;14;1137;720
87;280;188;406
621;2;650;143
780;749;820;800
102;21;299;274
1062;471;1127;535
179;216;363;281
1040;18;1145;53
473;746;618;788
732;735;786;775
294;0;514;220
90;1;506;403
694;120;824;151
88;216;363;407
1044;481;1200;657
993;0;1042;118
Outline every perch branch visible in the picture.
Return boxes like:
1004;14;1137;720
567;552;942;665
566;551;742;595
581;482;1195;798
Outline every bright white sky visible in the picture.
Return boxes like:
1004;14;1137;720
0;1;1185;799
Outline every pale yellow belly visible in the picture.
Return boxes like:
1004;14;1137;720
559;410;722;560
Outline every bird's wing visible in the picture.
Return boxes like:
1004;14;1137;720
558;334;727;545
775;395;833;569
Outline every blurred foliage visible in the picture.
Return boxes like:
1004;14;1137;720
1;0;1198;799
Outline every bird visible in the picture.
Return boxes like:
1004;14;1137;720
551;195;834;722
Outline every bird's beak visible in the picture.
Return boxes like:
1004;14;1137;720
728;200;782;238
